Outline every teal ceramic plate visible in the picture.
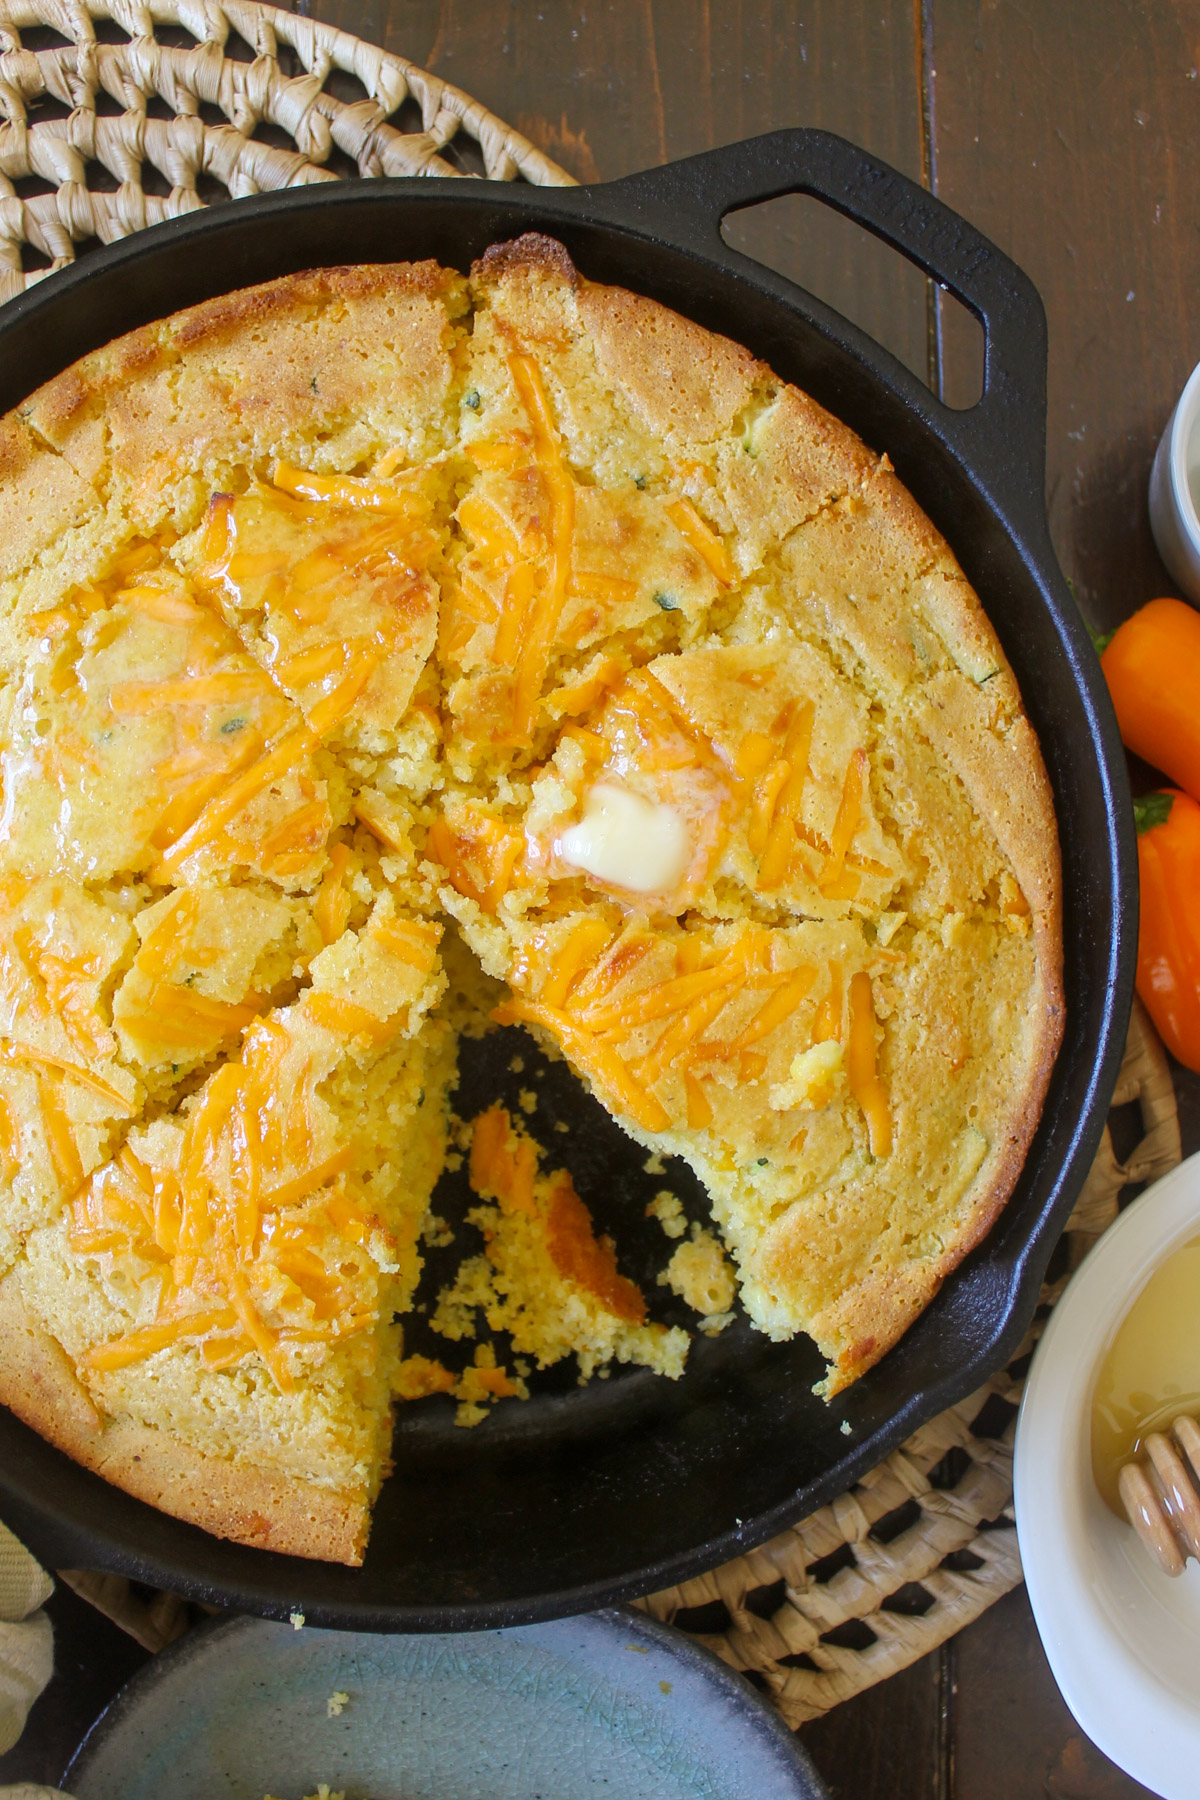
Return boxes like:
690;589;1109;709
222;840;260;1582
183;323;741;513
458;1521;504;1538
64;1606;827;1800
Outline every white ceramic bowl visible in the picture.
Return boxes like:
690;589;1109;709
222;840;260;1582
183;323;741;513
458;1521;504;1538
1150;361;1200;605
1015;1152;1200;1800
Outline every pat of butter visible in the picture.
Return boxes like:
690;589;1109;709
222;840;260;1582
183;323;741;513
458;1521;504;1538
557;783;690;893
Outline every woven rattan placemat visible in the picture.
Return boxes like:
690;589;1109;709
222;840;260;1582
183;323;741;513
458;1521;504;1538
0;0;572;301
0;0;1180;1725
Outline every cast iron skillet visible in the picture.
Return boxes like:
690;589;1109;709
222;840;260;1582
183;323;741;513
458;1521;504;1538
0;130;1135;1629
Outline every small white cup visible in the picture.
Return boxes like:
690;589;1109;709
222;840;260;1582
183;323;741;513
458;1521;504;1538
1150;360;1200;605
1015;1153;1200;1798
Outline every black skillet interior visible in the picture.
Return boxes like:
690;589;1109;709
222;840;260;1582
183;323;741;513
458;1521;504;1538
0;131;1136;1628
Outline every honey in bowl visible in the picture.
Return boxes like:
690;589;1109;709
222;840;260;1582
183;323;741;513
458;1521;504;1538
1091;1233;1200;1517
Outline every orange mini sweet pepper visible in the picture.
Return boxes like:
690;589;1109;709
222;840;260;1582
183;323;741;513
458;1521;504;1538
1101;597;1200;801
1135;788;1200;1072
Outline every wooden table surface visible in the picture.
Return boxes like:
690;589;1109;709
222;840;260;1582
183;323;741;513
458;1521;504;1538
3;3;1200;1796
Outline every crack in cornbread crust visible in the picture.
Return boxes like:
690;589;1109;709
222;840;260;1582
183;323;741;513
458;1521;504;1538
0;243;1063;1558
0;1273;367;1563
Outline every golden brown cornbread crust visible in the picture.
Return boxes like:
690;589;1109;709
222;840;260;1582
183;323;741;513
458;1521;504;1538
0;1275;367;1563
0;240;1062;1558
3;260;466;602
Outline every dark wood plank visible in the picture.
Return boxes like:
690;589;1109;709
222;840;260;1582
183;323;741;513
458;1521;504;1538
300;0;934;384
927;12;1200;1792
928;0;1200;636
952;1588;1158;1800
798;1643;953;1800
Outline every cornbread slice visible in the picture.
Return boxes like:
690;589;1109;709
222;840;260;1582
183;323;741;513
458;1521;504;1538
430;237;1062;1397
0;265;469;1563
0;240;1061;1564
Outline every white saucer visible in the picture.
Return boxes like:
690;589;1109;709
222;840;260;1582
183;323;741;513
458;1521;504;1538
1149;356;1200;607
1015;1151;1200;1800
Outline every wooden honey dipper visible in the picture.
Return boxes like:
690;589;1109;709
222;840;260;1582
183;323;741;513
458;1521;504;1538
1118;1412;1200;1576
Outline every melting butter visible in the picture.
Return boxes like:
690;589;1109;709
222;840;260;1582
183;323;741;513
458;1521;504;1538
1091;1234;1200;1516
557;782;690;894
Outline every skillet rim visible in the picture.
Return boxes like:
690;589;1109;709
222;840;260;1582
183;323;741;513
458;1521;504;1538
0;133;1136;1628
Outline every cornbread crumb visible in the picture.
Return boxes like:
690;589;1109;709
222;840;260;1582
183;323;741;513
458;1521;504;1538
699;1311;735;1337
876;911;906;947
769;1041;845;1113
453;1341;528;1426
325;1690;349;1718
393;1354;456;1401
643;1154;667;1177
265;1789;347;1800
289;1612;305;1631
518;1088;538;1115
941;910;968;948
647;1191;687;1239
659;1229;738;1318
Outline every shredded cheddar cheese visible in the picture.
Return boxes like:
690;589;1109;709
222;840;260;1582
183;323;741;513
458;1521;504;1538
819;749;868;900
0;1041;133;1114
495;994;672;1133
70;999;399;1389
502;354;577;742
683;1068;713;1130
494;924;824;1148
122;984;261;1050
270;462;427;517
470;1104;538;1213
539;920;615;1009
665;498;737;585
37;1070;83;1191
846;972;892;1157
427;812;523;913
467;1106;648;1323
314;844;353;946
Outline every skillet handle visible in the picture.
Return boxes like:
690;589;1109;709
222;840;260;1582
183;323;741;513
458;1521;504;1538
592;129;1048;526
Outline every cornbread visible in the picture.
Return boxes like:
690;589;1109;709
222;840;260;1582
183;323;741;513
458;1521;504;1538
660;1228;738;1329
433;1103;688;1387
0;237;1061;1564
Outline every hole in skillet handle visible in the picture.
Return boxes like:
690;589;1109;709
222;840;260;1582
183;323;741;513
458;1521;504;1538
596;127;1048;533
722;193;985;408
